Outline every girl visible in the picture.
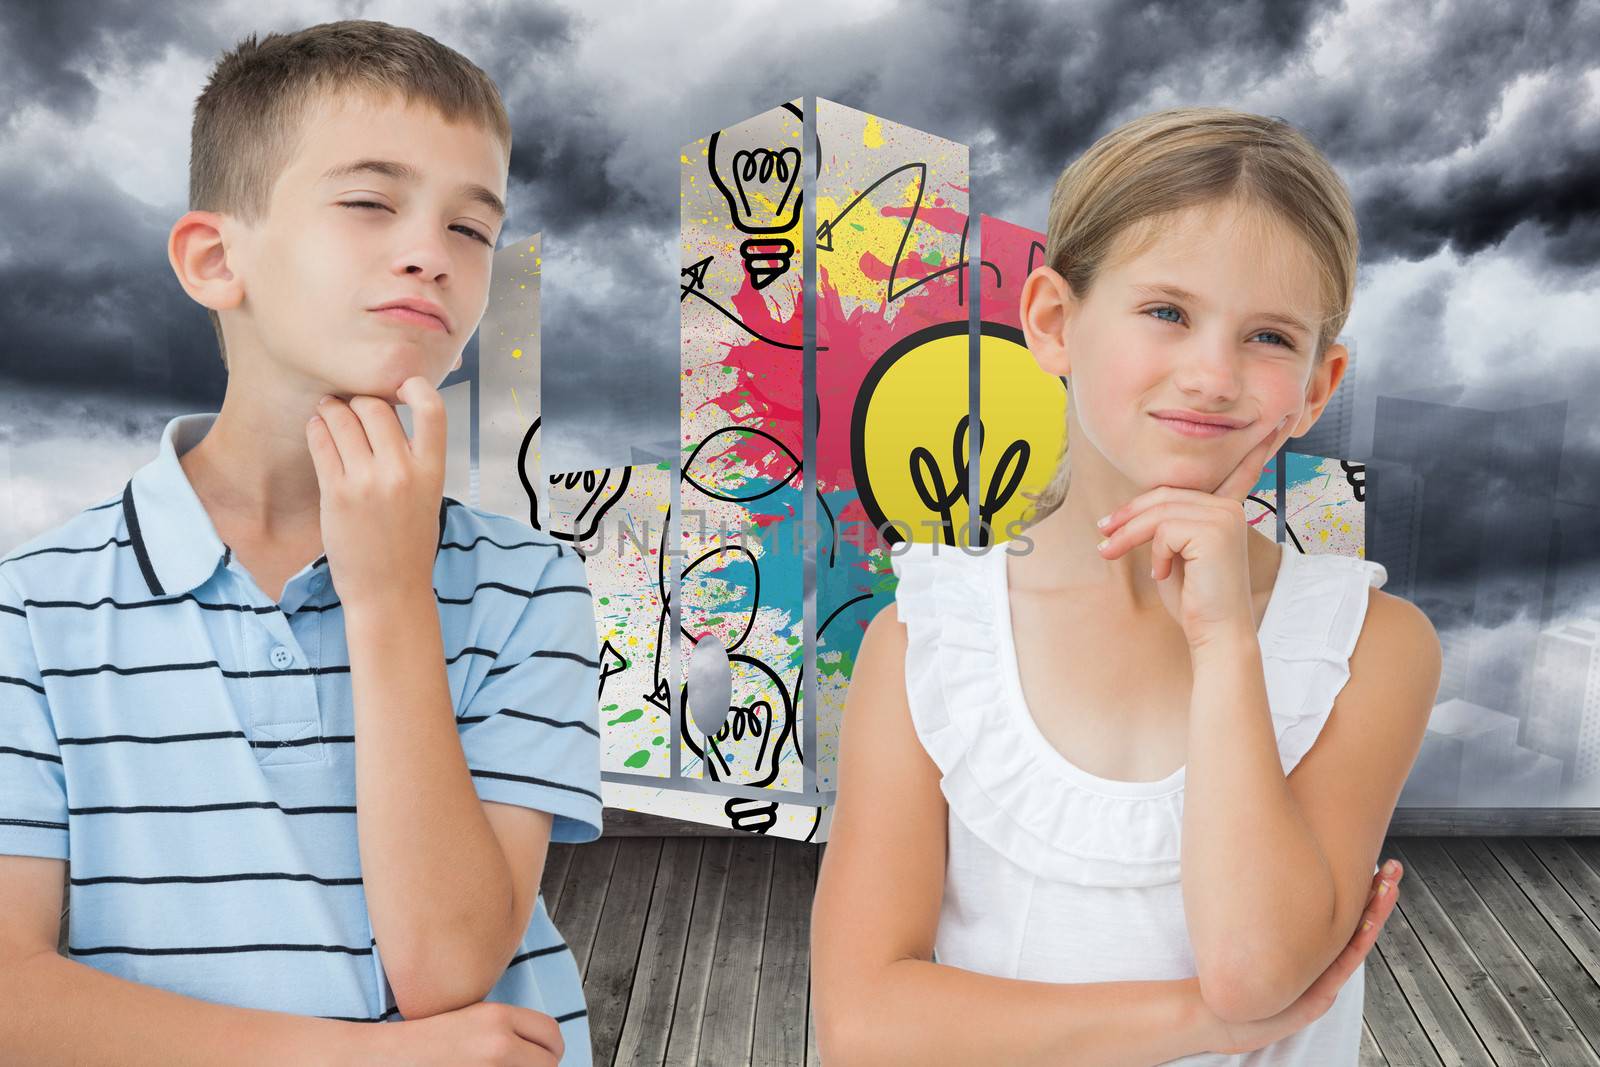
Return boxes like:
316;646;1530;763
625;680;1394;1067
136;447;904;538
812;107;1442;1065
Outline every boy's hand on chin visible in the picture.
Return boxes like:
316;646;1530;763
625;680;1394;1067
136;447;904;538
306;375;446;608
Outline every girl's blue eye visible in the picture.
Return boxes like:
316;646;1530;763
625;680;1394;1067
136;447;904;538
1145;304;1295;350
339;201;493;247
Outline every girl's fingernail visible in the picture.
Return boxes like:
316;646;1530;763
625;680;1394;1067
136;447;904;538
1097;538;1111;552
1096;514;1111;529
1377;881;1390;895
1362;919;1373;933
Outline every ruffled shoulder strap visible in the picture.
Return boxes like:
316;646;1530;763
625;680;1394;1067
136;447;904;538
1259;546;1389;776
889;540;1390;889
891;542;1187;888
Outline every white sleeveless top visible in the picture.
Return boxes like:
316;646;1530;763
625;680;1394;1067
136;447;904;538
891;538;1389;1066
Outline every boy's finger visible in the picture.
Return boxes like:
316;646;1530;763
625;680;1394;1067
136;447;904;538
316;396;373;472
306;415;344;483
397;376;447;465
346;395;410;467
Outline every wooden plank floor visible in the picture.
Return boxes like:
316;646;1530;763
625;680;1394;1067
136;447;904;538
543;835;1600;1066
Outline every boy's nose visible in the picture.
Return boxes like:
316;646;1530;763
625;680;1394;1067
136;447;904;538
394;230;452;280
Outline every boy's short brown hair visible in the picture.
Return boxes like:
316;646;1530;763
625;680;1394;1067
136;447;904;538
189;19;512;368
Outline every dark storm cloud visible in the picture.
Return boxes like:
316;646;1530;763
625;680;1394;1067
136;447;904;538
0;0;210;126
0;158;226;402
1;0;1596;420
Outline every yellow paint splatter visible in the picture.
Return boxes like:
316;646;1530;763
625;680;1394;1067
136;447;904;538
863;115;884;149
511;348;523;359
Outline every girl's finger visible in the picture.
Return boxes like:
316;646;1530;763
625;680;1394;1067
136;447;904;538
1098;502;1215;560
1215;414;1292;501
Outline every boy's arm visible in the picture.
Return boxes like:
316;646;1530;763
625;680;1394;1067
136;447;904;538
344;586;545;1021
308;386;602;1021
1181;589;1441;1021
0;854;381;1066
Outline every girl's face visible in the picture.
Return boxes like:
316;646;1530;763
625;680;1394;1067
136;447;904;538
1026;197;1346;499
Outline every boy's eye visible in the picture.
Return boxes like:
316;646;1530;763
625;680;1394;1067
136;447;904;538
338;201;493;247
1145;305;1295;350
452;224;493;246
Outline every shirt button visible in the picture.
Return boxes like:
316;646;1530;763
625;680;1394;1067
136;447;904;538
269;645;295;669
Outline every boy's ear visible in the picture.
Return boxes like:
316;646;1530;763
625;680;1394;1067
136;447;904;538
168;210;243;314
1019;264;1075;379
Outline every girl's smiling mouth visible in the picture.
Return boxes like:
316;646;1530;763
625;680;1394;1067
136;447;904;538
1150;412;1248;438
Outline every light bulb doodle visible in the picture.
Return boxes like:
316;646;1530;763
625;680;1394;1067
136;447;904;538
851;321;1041;547
1343;460;1366;502
706;101;821;291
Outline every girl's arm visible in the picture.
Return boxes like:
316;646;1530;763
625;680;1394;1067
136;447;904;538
1181;589;1441;1023
812;606;1222;1067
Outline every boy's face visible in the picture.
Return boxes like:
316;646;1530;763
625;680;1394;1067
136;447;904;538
228;89;508;403
1060;198;1343;494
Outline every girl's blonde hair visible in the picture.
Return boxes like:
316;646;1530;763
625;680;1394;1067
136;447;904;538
1019;106;1359;526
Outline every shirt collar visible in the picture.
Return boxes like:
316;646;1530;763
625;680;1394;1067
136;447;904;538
123;412;452;599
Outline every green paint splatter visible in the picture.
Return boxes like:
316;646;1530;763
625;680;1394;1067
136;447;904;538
624;750;651;768
923;250;943;266
608;708;644;725
598;596;610;605
602;703;619;711
652;736;665;746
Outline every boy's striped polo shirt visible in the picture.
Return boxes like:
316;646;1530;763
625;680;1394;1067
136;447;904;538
0;412;603;1060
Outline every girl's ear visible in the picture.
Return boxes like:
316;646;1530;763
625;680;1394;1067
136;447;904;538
1019;265;1075;378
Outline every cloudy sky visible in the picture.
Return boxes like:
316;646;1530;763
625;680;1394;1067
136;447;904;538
1;0;1597;549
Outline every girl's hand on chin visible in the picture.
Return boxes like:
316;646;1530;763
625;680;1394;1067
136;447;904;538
1092;411;1297;652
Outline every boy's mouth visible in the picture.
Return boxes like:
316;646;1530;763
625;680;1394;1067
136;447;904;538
370;297;451;333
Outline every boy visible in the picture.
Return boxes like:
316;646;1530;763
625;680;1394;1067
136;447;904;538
0;20;602;1066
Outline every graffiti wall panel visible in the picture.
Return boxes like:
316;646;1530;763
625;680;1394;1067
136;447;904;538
545;464;675;779
478;234;543;528
1282;452;1368;557
677;101;810;820
814;98;969;791
973;216;1067;548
